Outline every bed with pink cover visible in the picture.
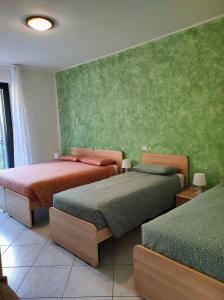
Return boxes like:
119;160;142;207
0;147;123;227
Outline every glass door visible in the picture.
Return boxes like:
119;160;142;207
0;83;14;169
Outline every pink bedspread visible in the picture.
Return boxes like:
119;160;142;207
0;161;115;207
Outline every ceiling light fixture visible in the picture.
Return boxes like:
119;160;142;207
26;16;54;31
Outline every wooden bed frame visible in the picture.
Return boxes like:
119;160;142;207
50;152;188;267
50;207;113;267
134;245;224;300
0;147;123;228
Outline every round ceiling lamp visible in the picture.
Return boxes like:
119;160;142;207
26;16;54;31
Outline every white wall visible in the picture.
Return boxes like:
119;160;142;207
0;66;11;82
20;68;60;163
0;65;60;163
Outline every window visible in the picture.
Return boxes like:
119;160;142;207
0;83;14;168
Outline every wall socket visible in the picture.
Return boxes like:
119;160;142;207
141;145;147;151
141;145;151;151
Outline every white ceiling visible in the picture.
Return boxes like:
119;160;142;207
0;0;223;71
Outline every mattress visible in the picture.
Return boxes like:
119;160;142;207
142;183;224;281
0;161;115;207
53;171;181;238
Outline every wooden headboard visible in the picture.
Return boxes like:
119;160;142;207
141;153;188;187
71;147;123;173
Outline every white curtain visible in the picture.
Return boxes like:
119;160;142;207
10;65;32;166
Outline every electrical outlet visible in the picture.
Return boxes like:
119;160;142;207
141;145;148;151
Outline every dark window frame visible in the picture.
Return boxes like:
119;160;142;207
0;83;14;168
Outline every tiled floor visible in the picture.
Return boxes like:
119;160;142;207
0;210;142;300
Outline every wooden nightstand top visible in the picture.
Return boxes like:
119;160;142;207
176;187;200;200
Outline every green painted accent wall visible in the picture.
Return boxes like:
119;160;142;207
56;17;224;187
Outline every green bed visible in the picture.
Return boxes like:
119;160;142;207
142;183;224;281
53;171;181;238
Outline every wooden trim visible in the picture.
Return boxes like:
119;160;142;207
3;189;40;228
71;147;94;157
0;187;42;227
49;207;111;267
176;196;190;207
5;189;33;228
141;153;189;187
97;227;112;243
71;147;123;174
134;245;224;300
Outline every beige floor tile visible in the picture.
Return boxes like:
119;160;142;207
0;218;26;231
0;245;9;255
2;245;42;267
64;298;112;300
12;229;48;245
0;229;23;246
21;299;61;300
116;227;142;243
20;299;61;300
17;266;71;298
0;212;9;224
32;223;50;238
57;235;113;268
113;297;142;299
64;265;113;297
73;255;89;266
73;238;114;266
0;213;141;299
113;265;138;296
115;243;135;264
3;266;30;291
45;238;56;245
34;244;75;266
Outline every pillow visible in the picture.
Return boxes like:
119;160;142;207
79;156;115;166
133;163;178;175
59;155;78;162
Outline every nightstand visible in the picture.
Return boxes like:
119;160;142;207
176;187;200;207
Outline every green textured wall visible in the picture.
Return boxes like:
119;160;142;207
56;17;224;187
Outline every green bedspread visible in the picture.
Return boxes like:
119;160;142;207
53;171;181;238
142;183;224;281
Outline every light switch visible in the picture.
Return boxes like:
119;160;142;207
141;145;148;151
